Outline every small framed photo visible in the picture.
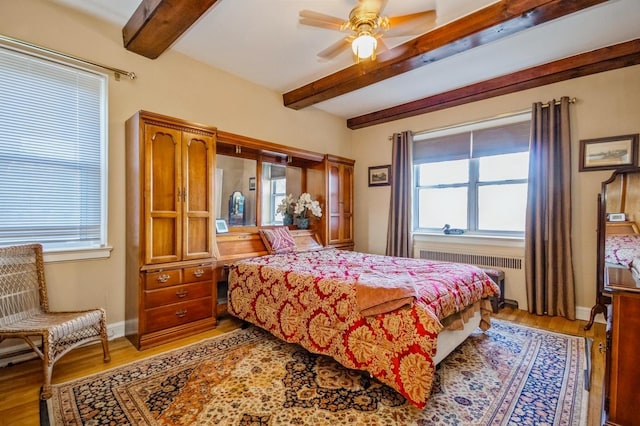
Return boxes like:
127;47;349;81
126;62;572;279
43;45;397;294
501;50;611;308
248;177;256;191
368;165;391;187
215;219;229;233
579;134;638;172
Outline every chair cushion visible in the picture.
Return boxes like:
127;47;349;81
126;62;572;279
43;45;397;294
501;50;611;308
2;309;104;341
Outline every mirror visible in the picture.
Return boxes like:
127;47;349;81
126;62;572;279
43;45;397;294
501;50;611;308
260;162;303;226
602;171;640;273
216;155;256;227
228;191;246;226
215;130;324;230
215;154;305;228
587;169;640;330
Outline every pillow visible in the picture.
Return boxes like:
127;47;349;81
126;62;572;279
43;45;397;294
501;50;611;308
259;226;297;255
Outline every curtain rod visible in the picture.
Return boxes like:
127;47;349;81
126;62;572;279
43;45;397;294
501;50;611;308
0;34;136;81
389;97;577;140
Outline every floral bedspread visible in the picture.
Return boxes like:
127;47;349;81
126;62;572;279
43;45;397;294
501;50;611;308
228;249;499;408
605;234;640;267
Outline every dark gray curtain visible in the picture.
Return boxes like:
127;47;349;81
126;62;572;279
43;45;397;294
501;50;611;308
525;96;576;319
386;131;413;258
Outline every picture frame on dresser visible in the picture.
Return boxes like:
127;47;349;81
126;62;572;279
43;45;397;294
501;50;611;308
215;219;229;233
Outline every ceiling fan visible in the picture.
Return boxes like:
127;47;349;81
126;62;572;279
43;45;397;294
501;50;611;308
299;0;436;62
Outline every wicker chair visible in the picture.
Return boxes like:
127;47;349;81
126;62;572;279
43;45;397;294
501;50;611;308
0;243;110;399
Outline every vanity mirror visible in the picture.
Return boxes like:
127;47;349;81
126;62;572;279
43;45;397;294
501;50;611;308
216;155;256;227
215;130;324;230
585;167;640;330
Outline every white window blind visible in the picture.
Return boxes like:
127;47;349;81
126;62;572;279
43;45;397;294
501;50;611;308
0;46;107;250
413;113;531;236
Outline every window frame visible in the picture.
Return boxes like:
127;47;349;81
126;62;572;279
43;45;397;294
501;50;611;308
413;113;531;238
0;44;111;261
271;176;287;224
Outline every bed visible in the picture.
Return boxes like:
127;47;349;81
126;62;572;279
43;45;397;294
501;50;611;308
227;248;500;408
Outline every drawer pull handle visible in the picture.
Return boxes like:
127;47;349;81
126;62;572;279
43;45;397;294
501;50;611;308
176;309;187;318
176;289;188;298
157;273;171;283
193;269;204;278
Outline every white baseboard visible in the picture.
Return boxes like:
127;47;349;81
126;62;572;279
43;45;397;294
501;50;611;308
107;320;125;339
576;305;606;325
0;321;125;368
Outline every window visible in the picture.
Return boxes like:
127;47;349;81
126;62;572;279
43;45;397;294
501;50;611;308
414;114;530;236
0;46;108;254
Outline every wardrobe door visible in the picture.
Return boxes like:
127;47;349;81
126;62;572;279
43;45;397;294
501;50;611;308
144;124;182;265
182;131;215;260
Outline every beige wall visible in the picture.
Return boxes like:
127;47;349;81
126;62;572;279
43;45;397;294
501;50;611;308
352;65;640;317
0;0;352;332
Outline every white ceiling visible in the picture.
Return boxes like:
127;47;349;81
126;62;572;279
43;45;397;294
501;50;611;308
52;0;640;120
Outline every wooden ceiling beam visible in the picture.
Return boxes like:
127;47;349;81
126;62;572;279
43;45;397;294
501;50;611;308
346;39;640;129
123;0;221;59
282;0;610;110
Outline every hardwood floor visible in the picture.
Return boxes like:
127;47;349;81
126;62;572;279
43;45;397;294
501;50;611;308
0;308;606;426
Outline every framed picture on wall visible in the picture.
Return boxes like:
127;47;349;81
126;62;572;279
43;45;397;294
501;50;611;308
368;165;391;187
579;134;639;171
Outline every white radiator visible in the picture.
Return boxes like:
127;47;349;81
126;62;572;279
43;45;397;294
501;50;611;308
419;250;523;271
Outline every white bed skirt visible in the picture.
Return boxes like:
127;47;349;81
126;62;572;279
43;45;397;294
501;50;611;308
434;309;482;365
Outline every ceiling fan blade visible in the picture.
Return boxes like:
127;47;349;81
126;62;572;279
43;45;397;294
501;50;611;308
317;37;352;60
385;10;436;37
300;18;344;32
299;10;346;26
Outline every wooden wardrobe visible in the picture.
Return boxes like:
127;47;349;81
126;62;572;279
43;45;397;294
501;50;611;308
125;111;218;350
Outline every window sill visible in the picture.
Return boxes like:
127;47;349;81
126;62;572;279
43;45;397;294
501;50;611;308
413;232;524;248
43;246;113;263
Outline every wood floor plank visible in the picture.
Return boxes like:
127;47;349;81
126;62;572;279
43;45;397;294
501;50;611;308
0;310;605;425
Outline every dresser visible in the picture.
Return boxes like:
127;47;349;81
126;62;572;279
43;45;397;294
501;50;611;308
125;111;218;350
603;266;640;426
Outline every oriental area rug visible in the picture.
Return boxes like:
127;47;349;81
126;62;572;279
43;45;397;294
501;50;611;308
45;319;588;425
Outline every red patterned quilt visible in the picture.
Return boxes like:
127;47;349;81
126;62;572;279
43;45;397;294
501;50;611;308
228;249;499;408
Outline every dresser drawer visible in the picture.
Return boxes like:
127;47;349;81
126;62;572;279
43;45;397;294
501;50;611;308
144;281;212;309
143;298;213;333
144;264;212;289
144;268;182;290
184;264;213;283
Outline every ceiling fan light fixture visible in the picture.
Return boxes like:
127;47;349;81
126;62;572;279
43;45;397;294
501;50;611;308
352;32;377;60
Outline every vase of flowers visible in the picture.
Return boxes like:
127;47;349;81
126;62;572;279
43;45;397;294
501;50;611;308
276;194;296;225
293;192;322;229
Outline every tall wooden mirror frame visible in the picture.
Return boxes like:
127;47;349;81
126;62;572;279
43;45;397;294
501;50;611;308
585;167;640;330
215;131;324;232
